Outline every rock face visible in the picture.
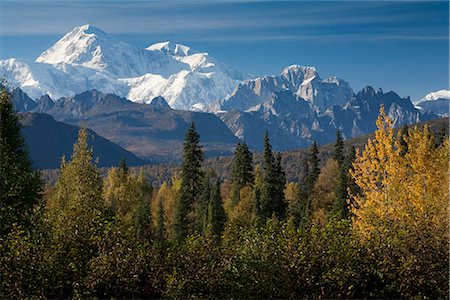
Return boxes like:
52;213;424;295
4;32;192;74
219;86;437;150
10;88;37;112
19;112;148;169
1;25;249;110
218;65;353;112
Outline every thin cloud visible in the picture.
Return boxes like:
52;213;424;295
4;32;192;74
1;1;447;35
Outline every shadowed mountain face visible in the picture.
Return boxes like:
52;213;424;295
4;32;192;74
415;99;449;117
10;88;37;112
19;112;149;169
219;86;438;151
30;90;238;161
11;84;439;161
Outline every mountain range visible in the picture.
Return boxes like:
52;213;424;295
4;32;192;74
2;24;445;166
1;24;247;111
19;112;148;169
414;89;449;117
11;89;238;162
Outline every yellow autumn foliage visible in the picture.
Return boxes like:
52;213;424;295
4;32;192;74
350;106;449;245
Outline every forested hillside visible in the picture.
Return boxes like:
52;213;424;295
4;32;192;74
1;87;449;298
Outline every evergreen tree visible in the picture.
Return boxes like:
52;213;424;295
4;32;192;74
174;122;204;242
334;147;357;219
333;130;345;165
196;173;212;233
207;179;226;240
118;158;128;178
273;153;287;217
0;86;42;235
295;141;320;229
399;124;409;156
230;142;254;206
132;169;153;239
435;122;447;147
259;131;286;220
306;141;320;195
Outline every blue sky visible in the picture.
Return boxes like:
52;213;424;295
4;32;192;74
0;0;448;100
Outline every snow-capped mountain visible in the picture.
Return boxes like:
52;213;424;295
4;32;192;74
416;89;450;102
219;86;437;150
217;65;353;112
0;25;249;110
414;89;449;117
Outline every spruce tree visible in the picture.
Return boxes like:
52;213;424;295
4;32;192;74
273;152;287;218
133;169;153;239
289;156;309;227
346;146;359;200
296;141;320;229
207;179;226;240
0;86;42;235
306;141;320;194
435;122;447;147
230;142;254;206
399;124;409;156
333;130;345;165
334;146;356;219
118;157;128;178
259;131;286;221
196;173;212;234
174;122;204;242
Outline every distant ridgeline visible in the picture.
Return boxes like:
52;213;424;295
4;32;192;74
2;25;446;168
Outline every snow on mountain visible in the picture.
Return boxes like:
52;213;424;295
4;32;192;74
415;89;450;103
146;41;197;57
0;25;248;110
0;57;122;100
219;86;437;151
414;89;449;117
218;64;353;112
36;25;186;78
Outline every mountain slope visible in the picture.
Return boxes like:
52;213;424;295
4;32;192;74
31;89;238;161
217;65;353;112
220;86;438;150
19;112;149;169
414;89;449;117
1;25;249;110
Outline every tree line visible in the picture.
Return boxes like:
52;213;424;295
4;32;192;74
1;86;448;298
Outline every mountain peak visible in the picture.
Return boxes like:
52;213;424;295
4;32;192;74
421;89;450;102
282;65;317;77
360;86;383;96
149;96;171;111
281;64;319;85
283;64;316;72
146;41;197;57
77;24;109;38
35;24;116;66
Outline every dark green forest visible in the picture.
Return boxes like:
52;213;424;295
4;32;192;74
1;86;449;299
